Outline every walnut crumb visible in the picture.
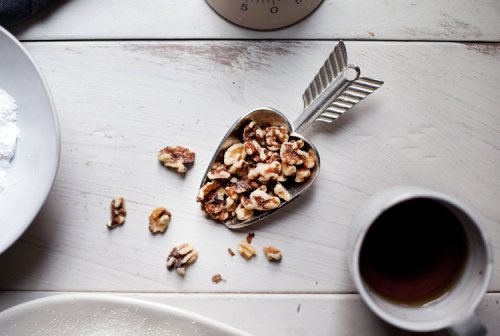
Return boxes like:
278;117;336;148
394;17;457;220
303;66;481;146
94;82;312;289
246;232;255;244
237;240;257;260
263;246;282;261
228;248;235;256
107;197;126;229
149;207;171;233
212;274;225;283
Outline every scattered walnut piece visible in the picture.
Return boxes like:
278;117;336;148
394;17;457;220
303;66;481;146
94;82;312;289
238;240;257;260
149;207;171;233
228;248;235;256
166;243;198;275
158;146;195;173
246;232;255;244
212;274;226;283
263;246;282;261
107;197;126;229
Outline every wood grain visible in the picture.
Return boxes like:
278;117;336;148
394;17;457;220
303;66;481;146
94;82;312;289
10;0;500;41
0;41;498;293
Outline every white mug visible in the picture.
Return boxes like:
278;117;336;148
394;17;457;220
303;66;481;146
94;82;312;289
347;186;493;335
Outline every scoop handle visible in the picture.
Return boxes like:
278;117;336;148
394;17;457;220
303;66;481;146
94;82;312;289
293;65;360;134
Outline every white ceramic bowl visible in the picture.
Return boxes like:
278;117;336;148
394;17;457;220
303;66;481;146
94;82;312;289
0;26;60;254
0;294;253;336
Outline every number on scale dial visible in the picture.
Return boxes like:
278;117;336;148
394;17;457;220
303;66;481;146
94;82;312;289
206;0;323;30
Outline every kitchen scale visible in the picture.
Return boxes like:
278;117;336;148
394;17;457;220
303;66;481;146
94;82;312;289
206;0;324;30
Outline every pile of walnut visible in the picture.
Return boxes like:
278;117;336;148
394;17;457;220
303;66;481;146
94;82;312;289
197;121;316;221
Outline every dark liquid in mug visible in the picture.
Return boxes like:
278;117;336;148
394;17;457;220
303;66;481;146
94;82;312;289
359;198;468;305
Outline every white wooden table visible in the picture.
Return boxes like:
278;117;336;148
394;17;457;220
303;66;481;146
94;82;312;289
1;1;500;335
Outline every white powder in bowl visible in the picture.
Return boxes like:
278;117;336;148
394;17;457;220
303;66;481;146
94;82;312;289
0;89;19;192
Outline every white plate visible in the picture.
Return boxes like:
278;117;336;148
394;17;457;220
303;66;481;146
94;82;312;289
0;26;60;253
0;294;253;336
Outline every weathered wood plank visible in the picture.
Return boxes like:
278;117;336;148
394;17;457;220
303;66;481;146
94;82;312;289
0;41;498;293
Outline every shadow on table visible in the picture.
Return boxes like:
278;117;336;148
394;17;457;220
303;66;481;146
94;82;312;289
0;192;63;290
379;321;451;336
8;0;69;36
354;298;452;336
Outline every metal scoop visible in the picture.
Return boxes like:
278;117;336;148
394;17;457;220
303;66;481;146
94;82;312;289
200;41;383;229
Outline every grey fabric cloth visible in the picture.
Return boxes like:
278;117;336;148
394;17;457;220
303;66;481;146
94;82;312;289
0;0;53;27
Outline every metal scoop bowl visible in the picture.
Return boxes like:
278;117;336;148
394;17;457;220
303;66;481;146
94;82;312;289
199;42;383;229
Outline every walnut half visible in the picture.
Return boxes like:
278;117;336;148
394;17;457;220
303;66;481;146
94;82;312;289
107;197;126;229
149;207;171;233
212;274;226;283
263;246;282;261
237;240;257;260
166;243;198;275
158;146;195;173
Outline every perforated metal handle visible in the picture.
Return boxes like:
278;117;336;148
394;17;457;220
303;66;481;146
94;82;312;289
292;41;384;134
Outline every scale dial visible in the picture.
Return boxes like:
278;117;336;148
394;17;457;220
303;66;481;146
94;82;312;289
206;0;324;31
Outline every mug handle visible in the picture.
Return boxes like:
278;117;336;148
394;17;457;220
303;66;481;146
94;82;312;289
448;314;487;336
